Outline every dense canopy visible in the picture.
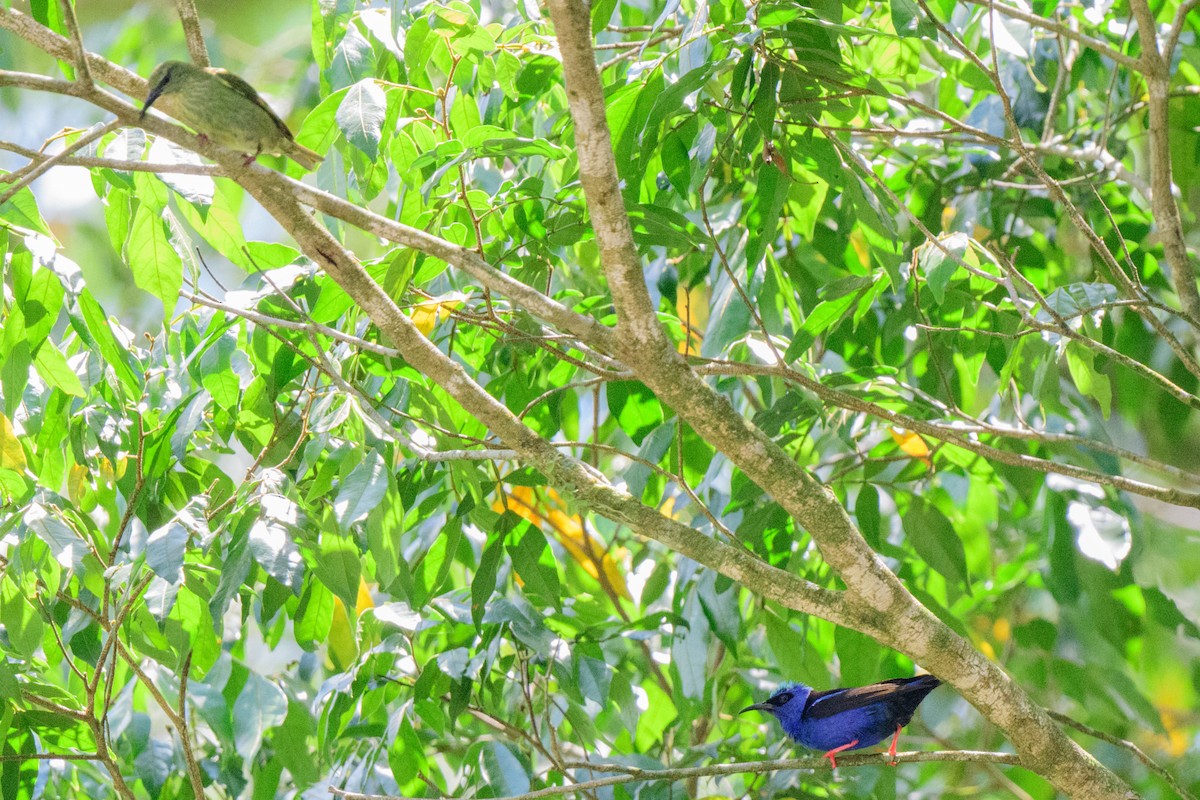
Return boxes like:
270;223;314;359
1;1;1199;799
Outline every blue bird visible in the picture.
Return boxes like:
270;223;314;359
741;675;941;768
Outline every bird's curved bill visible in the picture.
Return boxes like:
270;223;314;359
740;702;772;714
141;81;167;119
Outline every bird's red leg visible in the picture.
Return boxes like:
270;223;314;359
821;740;859;769
886;724;903;766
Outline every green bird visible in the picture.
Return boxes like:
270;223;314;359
141;60;323;171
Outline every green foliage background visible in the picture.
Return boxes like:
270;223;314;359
1;0;1199;798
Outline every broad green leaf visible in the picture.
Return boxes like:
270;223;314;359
918;232;970;305
752;62;780;137
128;204;183;315
315;534;360;609
145;521;187;585
903;500;971;594
334;450;389;528
507;525;560;609
233;672;288;758
295;577;336;650
76;290;141;393
32;341;85;397
0;180;54;237
891;0;937;38
606;381;665;446
0;579;43;657
479;742;529;797
337;78;386;160
1065;342;1112;418
249;518;305;593
471;531;504;629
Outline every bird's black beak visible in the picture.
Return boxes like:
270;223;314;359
141;77;168;120
740;702;772;714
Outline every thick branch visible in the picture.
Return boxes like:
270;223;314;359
545;5;1137;800
1128;0;1200;323
545;0;665;351
219;152;846;626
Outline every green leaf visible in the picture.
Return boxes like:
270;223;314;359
128;204;183;315
590;0;618;34
835;626;883;686
903;500;971;593
0;579;43;658
783;285;866;361
337;78;387;160
644;64;716;138
32;341;85;397
249;518;305;593
472;530;504;629
413;518;463;607
480;741;529;797
670;590;710;700
606;381;665;445
146;521;187;585
200;334;241;411
1065;342;1112;418
233;672;288;759
918;232;969;305
507;525;560;609
315;534;361;609
0;181;54;237
891;0;937;38
24;504;89;572
76;290;140;393
334;450;389;528
20;268;64;347
752;62;780;137
295;577;335;651
745;161;787;271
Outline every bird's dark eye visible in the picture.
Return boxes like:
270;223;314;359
772;692;792;705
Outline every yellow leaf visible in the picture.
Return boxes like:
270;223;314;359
68;464;89;505
675;283;708;354
410;297;463;337
849;228;869;268
890;428;932;467
941;205;957;230
0;414;26;473
328;596;357;672
496;486;630;600
356;576;374;616
99;457;115;487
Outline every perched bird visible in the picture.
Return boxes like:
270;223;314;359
141;60;323;170
741;674;941;768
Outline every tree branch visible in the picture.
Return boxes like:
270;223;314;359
173;0;209;67
328;751;1024;800
545;4;1139;799
1127;0;1200;324
960;0;1139;68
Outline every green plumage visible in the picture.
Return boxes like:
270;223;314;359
141;60;322;171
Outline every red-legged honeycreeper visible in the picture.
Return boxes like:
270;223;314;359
141;60;323;171
741;674;941;768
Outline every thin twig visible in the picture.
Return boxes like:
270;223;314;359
1049;711;1196;800
328;751;1023;800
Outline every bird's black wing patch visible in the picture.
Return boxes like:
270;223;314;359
803;676;940;720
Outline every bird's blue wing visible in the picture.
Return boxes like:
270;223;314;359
804;676;939;720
